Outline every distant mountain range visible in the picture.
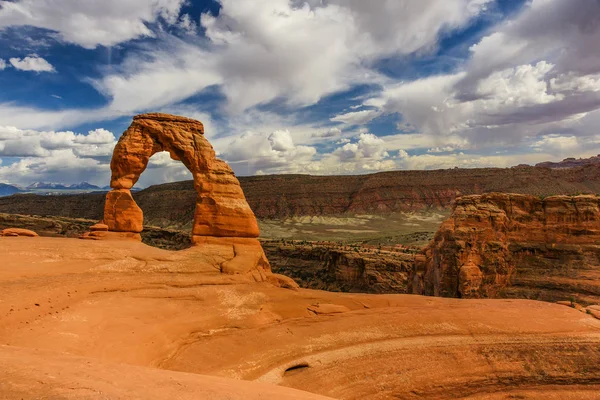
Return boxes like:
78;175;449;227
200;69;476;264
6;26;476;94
0;182;112;197
0;183;23;197
26;182;106;190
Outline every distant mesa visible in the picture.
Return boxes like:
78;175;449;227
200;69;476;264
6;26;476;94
536;154;600;169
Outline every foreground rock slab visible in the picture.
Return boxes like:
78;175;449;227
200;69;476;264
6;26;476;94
0;345;333;400
2;237;600;399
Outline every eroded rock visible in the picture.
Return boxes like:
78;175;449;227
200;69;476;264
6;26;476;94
104;189;143;233
81;113;288;284
411;193;600;302
107;113;259;238
1;228;39;237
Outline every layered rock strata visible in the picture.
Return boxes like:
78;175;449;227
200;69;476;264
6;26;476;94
411;193;600;303
264;241;415;293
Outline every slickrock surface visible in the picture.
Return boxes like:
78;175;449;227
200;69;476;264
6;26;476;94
107;113;259;238
2;236;600;399
412;193;600;303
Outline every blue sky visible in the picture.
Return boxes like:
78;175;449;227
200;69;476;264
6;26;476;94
1;0;600;187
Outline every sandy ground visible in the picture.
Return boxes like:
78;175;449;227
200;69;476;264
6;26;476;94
1;236;600;399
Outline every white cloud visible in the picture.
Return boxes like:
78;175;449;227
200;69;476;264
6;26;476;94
320;0;493;57
7;0;600;184
9;55;55;72
83;0;491;116
356;0;600;157
532;134;580;156
0;58;5;70
550;73;600;93
0;126;188;187
475;61;561;107
0;0;187;49
223;129;317;175
331;109;381;125
91;39;221;114
176;13;198;35
0;126;116;158
0;149;110;186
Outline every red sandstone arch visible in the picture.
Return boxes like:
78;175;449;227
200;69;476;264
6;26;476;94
103;113;259;239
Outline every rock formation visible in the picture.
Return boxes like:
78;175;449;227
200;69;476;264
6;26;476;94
0;227;38;237
81;113;277;282
8;157;600;223
2;236;600;399
264;241;415;293
411;193;600;303
104;113;259;239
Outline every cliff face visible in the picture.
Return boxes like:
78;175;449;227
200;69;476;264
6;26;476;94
4;163;600;223
242;165;600;218
263;241;415;293
411;193;600;303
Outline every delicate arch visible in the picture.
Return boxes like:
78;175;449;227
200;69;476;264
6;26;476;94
103;113;259;238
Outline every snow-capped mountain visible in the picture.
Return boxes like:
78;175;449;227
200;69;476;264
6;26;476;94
26;182;102;190
67;182;101;190
26;182;69;190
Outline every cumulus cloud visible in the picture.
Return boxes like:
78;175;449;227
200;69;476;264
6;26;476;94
0;126;197;186
353;0;600;162
222;129;317;175
0;126;116;158
0;58;5;70
0;149;111;185
0;126;118;185
9;55;55;72
0;0;187;49
6;0;600;182
85;0;491;116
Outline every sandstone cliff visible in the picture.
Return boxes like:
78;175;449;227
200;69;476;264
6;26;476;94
411;193;600;304
4;163;600;224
